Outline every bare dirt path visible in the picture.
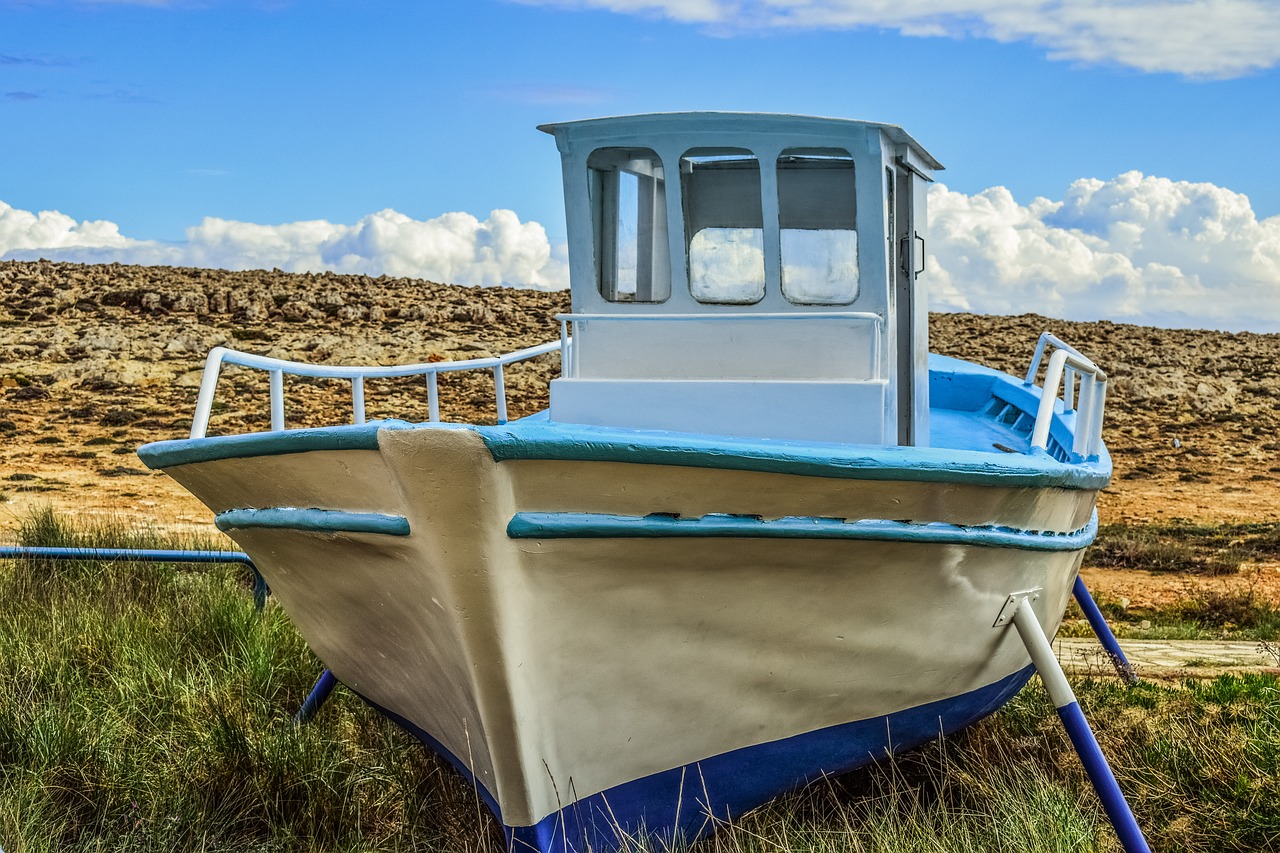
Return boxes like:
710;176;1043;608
1056;637;1280;679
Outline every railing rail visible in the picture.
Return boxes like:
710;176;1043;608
1023;332;1108;460
191;340;563;439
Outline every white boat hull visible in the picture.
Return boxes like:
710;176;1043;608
143;419;1100;849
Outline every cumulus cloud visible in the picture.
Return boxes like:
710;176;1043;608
925;172;1280;332
0;202;570;290
5;174;1280;331
515;0;1280;77
0;201;138;253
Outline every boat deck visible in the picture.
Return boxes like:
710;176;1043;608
930;406;1033;455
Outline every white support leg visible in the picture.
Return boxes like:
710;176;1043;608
1006;596;1151;853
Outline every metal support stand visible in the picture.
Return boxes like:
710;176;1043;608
1072;575;1138;684
1007;596;1151;853
0;546;268;610
294;669;338;724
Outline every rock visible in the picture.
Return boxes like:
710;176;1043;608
3;256;1279;536
170;291;209;314
281;300;320;321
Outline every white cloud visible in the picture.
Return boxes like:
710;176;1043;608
514;0;1280;77
925;172;1280;332
0;201;137;253
5;174;1280;332
0;202;570;290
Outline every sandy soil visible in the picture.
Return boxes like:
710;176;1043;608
2;260;1278;611
1079;564;1280;613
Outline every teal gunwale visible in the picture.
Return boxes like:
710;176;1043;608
215;507;411;536
139;419;1108;491
507;511;1098;551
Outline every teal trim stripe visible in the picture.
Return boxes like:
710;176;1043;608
216;508;411;536
137;420;430;469
508;511;1098;552
478;422;1110;491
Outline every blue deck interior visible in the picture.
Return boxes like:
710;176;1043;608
928;353;1052;455
931;406;1032;454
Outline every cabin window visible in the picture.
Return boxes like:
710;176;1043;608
680;149;766;304
778;149;858;305
588;147;671;302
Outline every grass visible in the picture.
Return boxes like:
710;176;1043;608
0;509;495;853
1059;584;1280;642
3;511;1279;852
710;673;1280;853
1089;522;1280;577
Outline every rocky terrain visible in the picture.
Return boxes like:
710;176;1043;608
1;259;1278;542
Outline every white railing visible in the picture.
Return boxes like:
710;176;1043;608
557;311;884;379
1023;332;1108;460
190;340;563;439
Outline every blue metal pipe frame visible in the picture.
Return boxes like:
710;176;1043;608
0;545;269;610
294;669;339;724
1072;574;1139;684
1010;596;1151;853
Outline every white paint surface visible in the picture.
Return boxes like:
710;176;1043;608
162;425;1094;827
551;378;889;444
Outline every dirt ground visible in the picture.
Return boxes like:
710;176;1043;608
1079;564;1280;614
2;260;1278;613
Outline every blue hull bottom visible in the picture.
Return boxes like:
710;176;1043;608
362;664;1034;853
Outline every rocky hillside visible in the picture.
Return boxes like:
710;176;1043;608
1;259;1278;533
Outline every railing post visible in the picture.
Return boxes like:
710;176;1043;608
1088;380;1107;458
573;320;582;378
1073;375;1094;459
1030;349;1069;451
269;369;285;432
427;372;440;423
871;317;882;378
1024;333;1051;384
191;348;229;439
494;364;508;424
559;319;569;378
352;376;366;424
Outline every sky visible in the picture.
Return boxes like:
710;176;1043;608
2;0;1279;331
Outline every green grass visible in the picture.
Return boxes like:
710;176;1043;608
0;509;495;853
1059;595;1280;642
1089;522;1280;577
3;511;1280;852
707;673;1280;853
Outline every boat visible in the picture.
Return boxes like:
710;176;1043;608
139;112;1112;853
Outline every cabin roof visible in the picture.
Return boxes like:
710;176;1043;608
537;111;944;172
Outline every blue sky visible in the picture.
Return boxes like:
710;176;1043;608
3;0;1280;330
